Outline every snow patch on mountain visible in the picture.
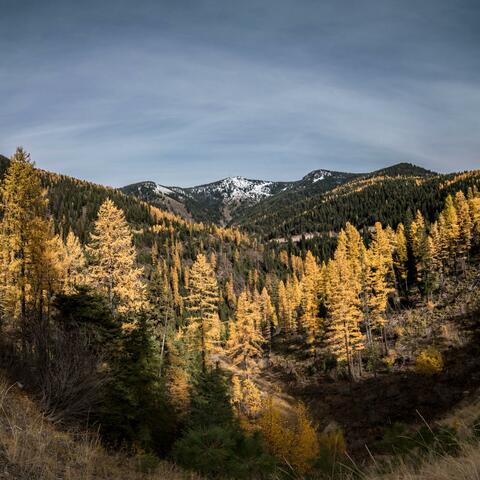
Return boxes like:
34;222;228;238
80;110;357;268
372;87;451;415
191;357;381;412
190;176;277;204
154;184;175;195
306;170;333;183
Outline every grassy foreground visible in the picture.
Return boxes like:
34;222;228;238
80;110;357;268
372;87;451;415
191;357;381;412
2;373;480;480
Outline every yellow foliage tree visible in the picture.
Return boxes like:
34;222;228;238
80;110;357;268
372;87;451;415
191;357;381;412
326;231;364;378
0;147;53;325
300;251;321;356
184;253;221;370
86;198;145;316
227;291;265;372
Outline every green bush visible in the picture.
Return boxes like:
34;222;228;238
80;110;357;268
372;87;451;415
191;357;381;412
173;425;275;479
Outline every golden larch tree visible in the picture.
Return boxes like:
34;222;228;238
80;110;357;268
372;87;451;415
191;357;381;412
300;251;321;356
326;230;364;378
184;253;221;370
227;291;265;372
0;147;52;324
86;198;145;316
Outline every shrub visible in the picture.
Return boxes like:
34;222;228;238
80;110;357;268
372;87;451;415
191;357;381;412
415;347;444;376
258;397;320;474
173;425;275;479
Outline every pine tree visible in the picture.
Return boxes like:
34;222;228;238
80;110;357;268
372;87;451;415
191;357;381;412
184;253;221;370
0;147;52;326
86;199;145;316
227;291;265;372
148;259;175;374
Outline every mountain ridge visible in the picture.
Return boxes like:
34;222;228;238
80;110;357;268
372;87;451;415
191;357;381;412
121;162;434;226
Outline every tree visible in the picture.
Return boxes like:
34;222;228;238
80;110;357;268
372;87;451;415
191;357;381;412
364;223;394;352
184;253;221;371
259;287;277;351
438;195;459;273
148;259;175;375
227;291;265;372
326;231;364;378
393;223;408;291
63;230;86;292
455;191;473;268
300;251;320;356
86;199;145;316
0;147;52;327
468;188;480;248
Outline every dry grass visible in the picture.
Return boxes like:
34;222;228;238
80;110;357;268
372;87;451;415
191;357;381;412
364;442;480;480
0;379;200;480
362;396;480;480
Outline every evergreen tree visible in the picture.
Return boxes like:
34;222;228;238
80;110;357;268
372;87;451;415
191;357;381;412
148;259;175;374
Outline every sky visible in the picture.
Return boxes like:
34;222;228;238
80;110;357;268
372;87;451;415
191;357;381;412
1;0;479;187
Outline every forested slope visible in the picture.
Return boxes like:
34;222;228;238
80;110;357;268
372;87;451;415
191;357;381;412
2;149;480;479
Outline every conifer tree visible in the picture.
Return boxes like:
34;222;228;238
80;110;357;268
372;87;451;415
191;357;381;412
227;291;265;372
62;230;86;293
438;195;460;272
184;253;221;370
393;223;408;291
455;191;473;267
326;231;364;378
300;251;320;356
259;287;277;350
86;199;145;316
365;222;394;351
148;259;175;374
467;188;480;247
276;280;291;334
225;273;237;310
0;147;52;325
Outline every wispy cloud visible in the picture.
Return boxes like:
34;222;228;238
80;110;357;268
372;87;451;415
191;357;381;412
1;0;479;186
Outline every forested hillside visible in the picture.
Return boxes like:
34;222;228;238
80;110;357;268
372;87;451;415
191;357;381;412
1;148;480;479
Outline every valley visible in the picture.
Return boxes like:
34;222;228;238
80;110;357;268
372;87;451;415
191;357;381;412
1;149;480;479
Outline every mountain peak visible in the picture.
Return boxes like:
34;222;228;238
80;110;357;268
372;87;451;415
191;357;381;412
371;162;436;177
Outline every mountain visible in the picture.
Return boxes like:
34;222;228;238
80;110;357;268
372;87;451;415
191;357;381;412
122;176;291;224
121;169;356;225
121;163;439;230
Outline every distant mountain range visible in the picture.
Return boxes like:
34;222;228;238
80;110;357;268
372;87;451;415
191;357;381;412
121;168;361;225
121;163;437;227
2;153;479;245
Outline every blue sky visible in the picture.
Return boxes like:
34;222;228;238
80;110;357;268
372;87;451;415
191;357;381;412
1;0;479;186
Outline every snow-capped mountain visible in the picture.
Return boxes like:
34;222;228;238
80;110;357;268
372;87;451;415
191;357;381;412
121;169;356;225
185;176;288;204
